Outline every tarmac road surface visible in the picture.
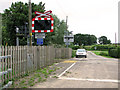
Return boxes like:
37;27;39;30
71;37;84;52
33;51;119;88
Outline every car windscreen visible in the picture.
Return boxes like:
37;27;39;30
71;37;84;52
77;49;86;52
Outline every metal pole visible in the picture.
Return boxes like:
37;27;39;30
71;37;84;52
29;0;32;46
16;27;19;46
16;37;19;46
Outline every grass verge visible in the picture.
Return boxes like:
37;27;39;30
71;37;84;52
10;63;61;88
91;51;114;58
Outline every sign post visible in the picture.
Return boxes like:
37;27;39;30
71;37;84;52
64;33;74;47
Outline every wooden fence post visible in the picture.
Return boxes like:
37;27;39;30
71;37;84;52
0;46;72;84
34;46;37;70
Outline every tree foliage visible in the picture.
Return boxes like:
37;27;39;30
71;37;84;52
44;15;67;46
2;1;45;45
98;36;111;44
2;1;67;46
74;33;97;46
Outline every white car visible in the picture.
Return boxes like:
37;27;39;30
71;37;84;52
76;49;87;58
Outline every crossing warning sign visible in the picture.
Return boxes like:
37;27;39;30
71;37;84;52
32;10;54;33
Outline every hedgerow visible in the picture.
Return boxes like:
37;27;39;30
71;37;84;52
108;46;120;58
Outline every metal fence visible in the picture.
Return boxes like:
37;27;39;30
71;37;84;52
0;46;72;87
0;55;12;89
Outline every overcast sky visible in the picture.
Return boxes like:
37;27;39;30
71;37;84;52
0;0;119;43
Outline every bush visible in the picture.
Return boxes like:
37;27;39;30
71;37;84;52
109;49;118;58
108;46;120;58
118;47;120;58
91;45;116;51
99;52;108;56
70;46;80;50
72;50;76;58
83;46;92;50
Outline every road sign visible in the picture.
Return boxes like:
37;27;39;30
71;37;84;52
32;10;54;33
64;34;74;42
37;38;43;45
35;33;45;39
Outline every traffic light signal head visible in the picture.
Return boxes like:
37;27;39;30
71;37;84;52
34;20;51;30
32;18;53;33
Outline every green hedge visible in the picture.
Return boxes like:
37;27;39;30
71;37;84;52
70;46;80;50
99;52;108;56
91;45;116;51
108;46;120;58
71;44;118;51
83;46;92;50
118;47;120;58
83;45;117;51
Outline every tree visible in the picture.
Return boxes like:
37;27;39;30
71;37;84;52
2;2;67;46
89;35;97;45
2;1;45;45
98;36;111;44
74;33;82;46
44;15;67;46
74;33;97;46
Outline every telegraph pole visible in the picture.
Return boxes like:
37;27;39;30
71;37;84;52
115;32;116;44
29;0;32;46
66;16;68;48
27;0;33;72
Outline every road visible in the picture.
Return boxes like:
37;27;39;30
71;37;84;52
33;51;119;88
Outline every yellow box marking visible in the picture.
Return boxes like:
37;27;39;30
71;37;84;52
62;60;77;63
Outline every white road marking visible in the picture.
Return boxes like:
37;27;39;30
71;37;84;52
59;77;120;83
58;63;76;78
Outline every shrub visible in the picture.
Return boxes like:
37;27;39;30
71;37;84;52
70;46;80;50
99;52;108;56
109;49;118;58
91;45;116;51
108;46;120;58
108;45;117;49
83;46;92;50
117;46;120;58
72;50;76;58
